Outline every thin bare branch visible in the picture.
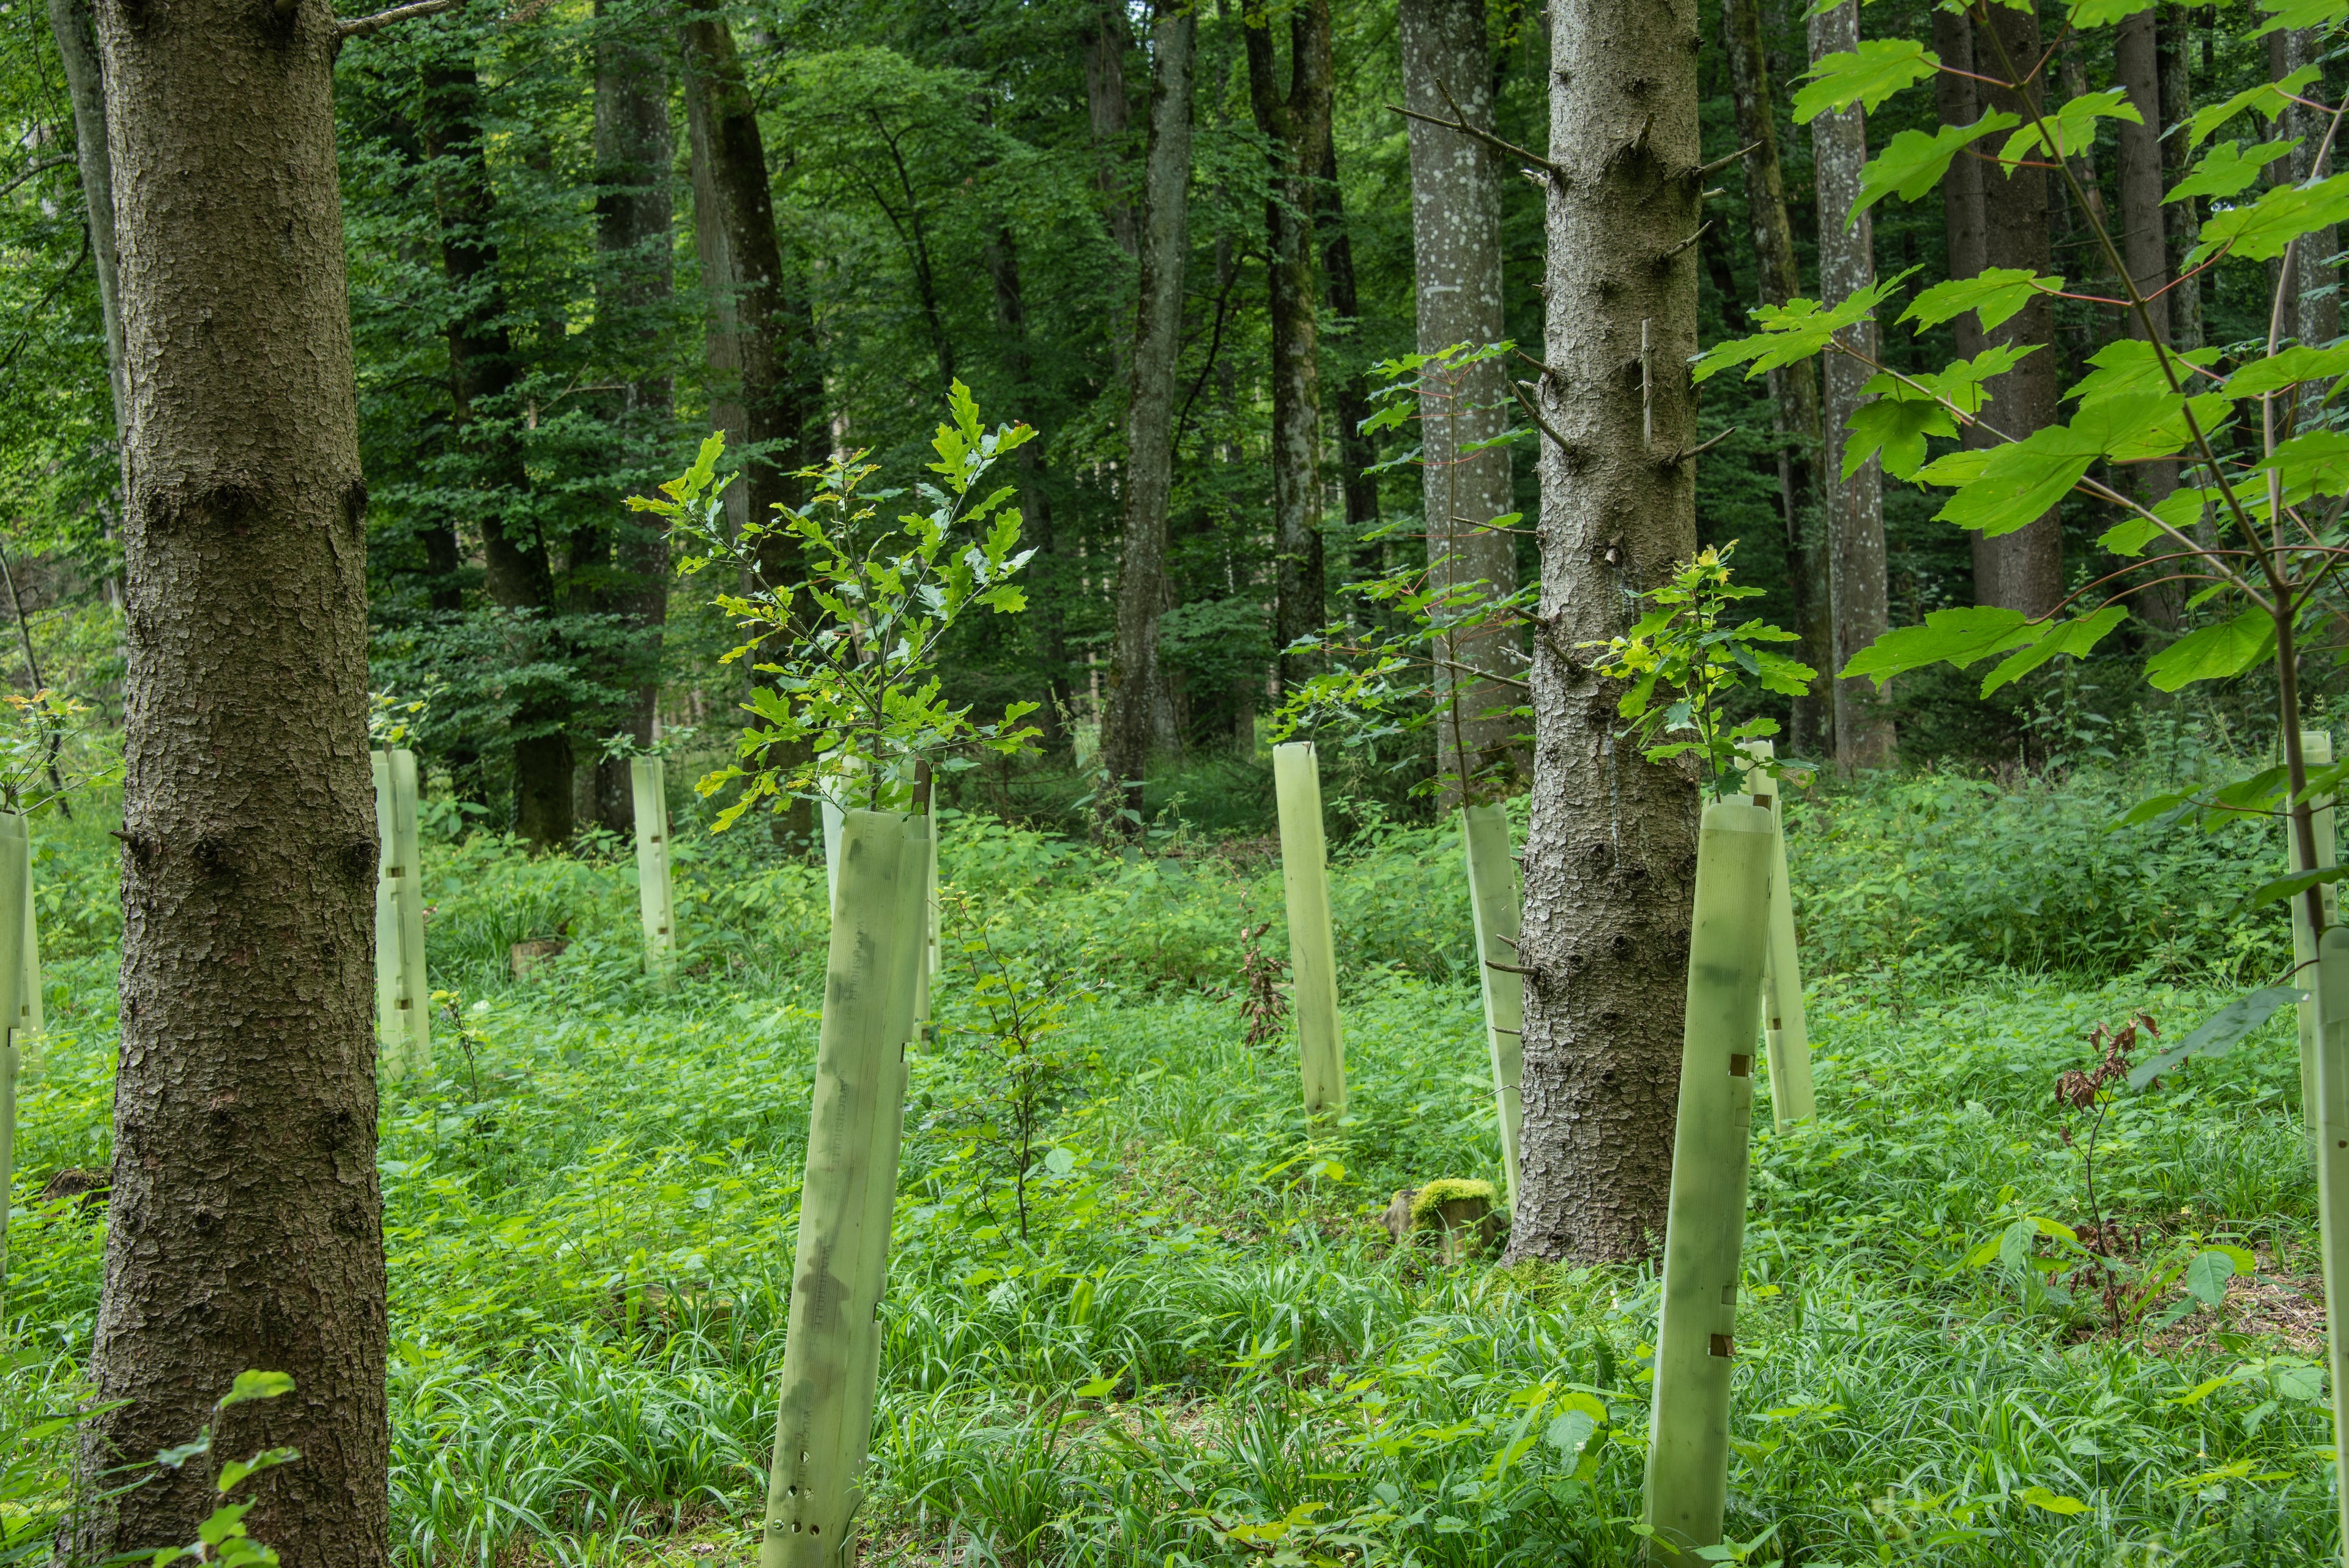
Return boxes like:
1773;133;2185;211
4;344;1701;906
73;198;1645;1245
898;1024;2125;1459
336;0;466;40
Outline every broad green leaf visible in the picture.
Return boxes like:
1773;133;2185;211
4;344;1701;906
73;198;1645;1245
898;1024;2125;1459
2068;0;2153;22
1844;395;1953;479
1839;605;2037;686
1913;446;1992;486
1856;111;2021;217
2276;1362;2327;1400
2252;0;2349;35
2255;428;2349;496
2183;1249;2237;1308
2225;342;2349;399
1935;440;2093;538
1903;268;2061;333
2190;173;2349;264
1692;271;1917;383
1980;605;2129;696
1998;89;2142;166
219;1372;295;1409
2128;985;2303;1086
2188;65;2320;147
2019;1487;2090;1516
2246;862;2349;908
2143;605;2276;691
2065;338;2222;404
2166;138;2300;204
1793;40;1938;124
2101;485;2214;557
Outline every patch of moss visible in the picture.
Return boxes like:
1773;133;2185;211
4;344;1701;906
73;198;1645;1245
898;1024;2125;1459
1408;1178;1496;1228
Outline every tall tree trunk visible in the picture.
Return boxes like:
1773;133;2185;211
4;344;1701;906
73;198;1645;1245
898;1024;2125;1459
1316;138;1381;557
1101;0;1196;833
1086;3;1139;259
1810;0;1893;769
1721;0;1828;756
1246;0;1333;699
590;1;675;828
70;0;385;1558
46;0;124;436
1512;0;1702;1263
421;53;573;847
2158;6;2202;353
1934;7;2001;608
2283;28;2339;354
983;227;1072;751
2115;8;2183;626
1975;2;2065;615
681;2;817;846
1400;0;1520;803
683;50;749;540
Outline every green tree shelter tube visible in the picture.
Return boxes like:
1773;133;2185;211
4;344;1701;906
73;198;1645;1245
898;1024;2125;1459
760;809;919;1567
1739;743;1816;1129
2312;923;2349;1559
1273;741;1346;1117
1461;802;1523;1200
1642;800;1774;1565
371;748;429;1077
16;837;37;1049
2294;730;2337;1129
0;812;31;1317
631;756;678;987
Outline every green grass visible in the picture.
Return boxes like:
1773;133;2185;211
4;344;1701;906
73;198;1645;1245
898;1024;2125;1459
2;757;2341;1565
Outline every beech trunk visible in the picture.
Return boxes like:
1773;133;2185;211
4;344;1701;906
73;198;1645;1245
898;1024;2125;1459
1512;0;1702;1263
1100;0;1196;833
1809;0;1892;769
72;0;387;1555
1400;0;1520;801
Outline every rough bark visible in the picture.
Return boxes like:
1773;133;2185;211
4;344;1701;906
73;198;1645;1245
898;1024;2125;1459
2282;28;2339;354
1974;2;2065;615
590;1;674;828
420;53;573;847
683;45;748;540
681;2;816;846
1400;0;1519;802
2158;6;2202;352
1086;2;1139;259
1511;0;1702;1263
1246;0;1333;698
2115;8;2182;626
1721;0;1828;756
69;0;387;1558
1809;0;1892;769
46;0;124;434
1932;8;2000;608
1102;0;1195;833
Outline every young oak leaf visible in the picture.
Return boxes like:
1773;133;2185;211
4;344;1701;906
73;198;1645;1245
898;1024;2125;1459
1792;39;1938;124
1903;267;2062;333
2166;138;2300;204
1998;89;2142;166
2190;173;2349;265
1855;111;2021;217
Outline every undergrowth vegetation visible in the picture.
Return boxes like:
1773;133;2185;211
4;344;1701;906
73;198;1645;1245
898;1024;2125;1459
2;736;2339;1564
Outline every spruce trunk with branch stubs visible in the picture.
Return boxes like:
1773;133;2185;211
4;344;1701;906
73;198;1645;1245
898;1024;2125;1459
1808;0;1893;772
1512;0;1702;1264
73;0;389;1550
1722;0;1830;756
1101;0;1196;836
1399;0;1518;804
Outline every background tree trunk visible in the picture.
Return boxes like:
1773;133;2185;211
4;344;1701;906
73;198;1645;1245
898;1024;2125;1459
420;50;574;847
1086;3;1139;261
2283;28;2338;355
1316;139;1381;557
683;39;749;541
588;2;674;830
682;2;816;846
1975;2;2065;615
983;228;1072;752
1512;0;1702;1263
1932;7;2002;609
1400;0;1520;803
1101;0;1195;833
2115;8;2183;626
1722;0;1828;757
1810;0;1893;768
2158;6;2202;353
1246;0;1332;699
70;0;387;1556
46;0;124;437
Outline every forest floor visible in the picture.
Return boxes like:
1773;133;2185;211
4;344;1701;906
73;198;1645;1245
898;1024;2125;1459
2;787;2341;1565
